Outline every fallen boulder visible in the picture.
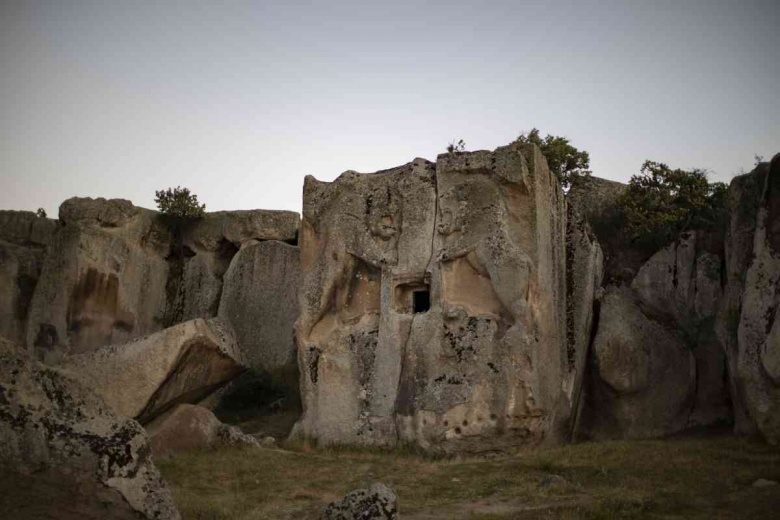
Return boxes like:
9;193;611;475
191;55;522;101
145;404;260;458
63;317;247;423
322;483;398;520
0;337;180;519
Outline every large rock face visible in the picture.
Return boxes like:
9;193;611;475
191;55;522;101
717;154;780;443
0;211;56;343
25;198;171;361
218;240;301;371
166;209;300;327
295;144;575;452
8;197;301;368
62;317;247;423
0;338;180;519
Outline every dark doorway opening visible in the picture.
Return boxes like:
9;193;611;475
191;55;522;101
413;290;431;313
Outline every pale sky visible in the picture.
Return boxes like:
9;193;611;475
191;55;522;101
1;0;778;216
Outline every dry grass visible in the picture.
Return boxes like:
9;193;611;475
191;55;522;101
156;434;780;519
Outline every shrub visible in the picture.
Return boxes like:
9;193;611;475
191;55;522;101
446;139;466;154
515;128;591;188
154;186;206;220
35;208;47;218
616;160;727;251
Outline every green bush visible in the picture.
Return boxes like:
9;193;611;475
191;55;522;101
617;161;727;251
515;128;591;188
154;186;206;220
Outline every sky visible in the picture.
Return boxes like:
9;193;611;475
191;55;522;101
1;0;778;216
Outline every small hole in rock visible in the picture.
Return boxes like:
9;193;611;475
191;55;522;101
413;290;430;313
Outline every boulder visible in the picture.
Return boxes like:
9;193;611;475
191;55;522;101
0;210;56;343
163;209;300;327
0;337;180;519
145;404;259;458
25;198;170;360
322;483;398;520
295;144;574;453
63;318;247;423
581;287;696;439
218;240;301;371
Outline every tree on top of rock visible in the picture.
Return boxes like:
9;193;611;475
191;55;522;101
515;128;591;189
617;160;727;251
155;186;206;220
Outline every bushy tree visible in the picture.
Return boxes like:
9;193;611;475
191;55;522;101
617;161;727;250
35;208;47;218
154;186;205;220
515;128;590;188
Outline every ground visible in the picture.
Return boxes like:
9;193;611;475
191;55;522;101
156;433;780;519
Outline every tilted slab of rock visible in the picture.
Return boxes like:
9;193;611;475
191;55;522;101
0;210;57;343
581;287;696;439
25;197;171;361
295;144;576;452
218;240;301;371
0;337;180;519
145;403;260;458
62;317;247;423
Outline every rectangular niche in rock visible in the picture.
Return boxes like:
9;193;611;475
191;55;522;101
393;273;431;314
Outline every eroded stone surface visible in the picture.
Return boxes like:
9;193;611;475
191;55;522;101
218;240;301;371
295;144;575;452
25;198;170;360
0;337;180;519
62;317;247;423
0;210;56;343
581;287;696;439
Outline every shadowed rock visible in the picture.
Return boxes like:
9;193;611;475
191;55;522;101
145;404;260;458
62;317;247;423
0;337;180;519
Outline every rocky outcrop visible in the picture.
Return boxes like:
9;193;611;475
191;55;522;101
0;210;56;343
717;154;780;443
295;144;577;452
62;317;247;423
322;483;398;520
4;196;301;368
581;287;696;439
166;209;300;326
0;337;180;519
218;240;301;371
25;198;171;361
145;403;260;458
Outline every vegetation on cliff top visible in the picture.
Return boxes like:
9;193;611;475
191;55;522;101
515;128;592;189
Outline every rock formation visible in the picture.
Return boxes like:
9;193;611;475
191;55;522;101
716;154;780;444
25;198;171;362
0;337;180;519
0;210;56;343
218;240;301;371
0;196;300;373
62;317;246;423
145;403;260;458
294;144;591;452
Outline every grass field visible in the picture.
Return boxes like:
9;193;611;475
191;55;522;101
157;434;780;519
